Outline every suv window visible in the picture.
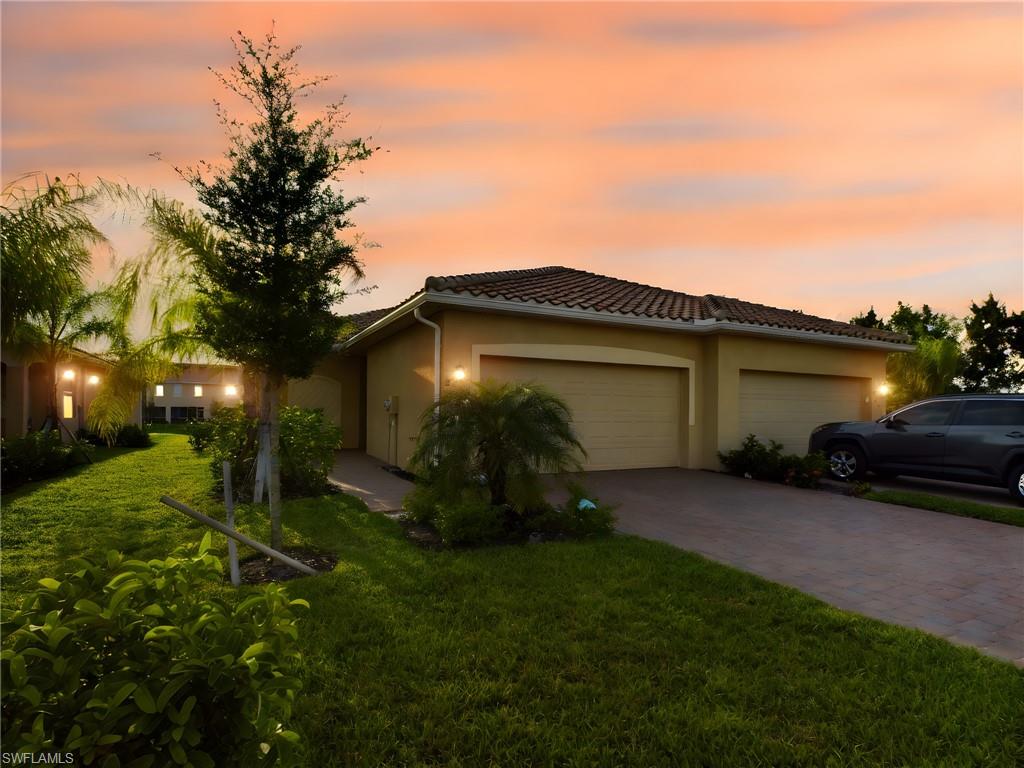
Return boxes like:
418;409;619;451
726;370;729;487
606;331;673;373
892;401;958;426
958;401;1024;427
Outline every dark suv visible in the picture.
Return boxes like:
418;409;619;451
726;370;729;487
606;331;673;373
808;394;1024;504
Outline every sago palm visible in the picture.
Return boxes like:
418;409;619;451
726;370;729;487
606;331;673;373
411;380;585;511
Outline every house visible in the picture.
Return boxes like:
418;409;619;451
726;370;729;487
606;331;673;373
288;267;912;471
1;348;119;439
145;364;244;423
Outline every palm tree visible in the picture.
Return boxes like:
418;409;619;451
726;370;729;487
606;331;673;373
1;175;106;346
888;336;963;408
410;380;585;512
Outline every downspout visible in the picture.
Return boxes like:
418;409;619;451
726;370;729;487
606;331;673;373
413;308;441;413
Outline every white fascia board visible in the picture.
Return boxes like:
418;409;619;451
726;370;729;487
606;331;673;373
338;290;914;353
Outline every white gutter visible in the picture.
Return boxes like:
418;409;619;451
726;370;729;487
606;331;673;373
413;307;441;408
341;290;914;353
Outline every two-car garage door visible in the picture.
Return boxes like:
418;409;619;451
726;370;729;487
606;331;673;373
481;356;683;471
738;371;869;453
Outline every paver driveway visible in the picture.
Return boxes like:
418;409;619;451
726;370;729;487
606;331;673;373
577;468;1023;665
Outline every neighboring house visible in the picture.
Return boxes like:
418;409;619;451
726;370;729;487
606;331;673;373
1;347;124;439
146;364;244;422
290;267;912;470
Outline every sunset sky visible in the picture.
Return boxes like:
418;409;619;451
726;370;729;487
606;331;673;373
2;1;1021;322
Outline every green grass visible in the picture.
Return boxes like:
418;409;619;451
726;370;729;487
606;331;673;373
863;489;1024;528
3;436;1022;766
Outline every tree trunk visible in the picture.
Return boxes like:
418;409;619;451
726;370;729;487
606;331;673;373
257;372;284;550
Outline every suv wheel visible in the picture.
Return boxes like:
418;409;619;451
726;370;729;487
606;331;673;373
826;443;867;481
1008;465;1024;506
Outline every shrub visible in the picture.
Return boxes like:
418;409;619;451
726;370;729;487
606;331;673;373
1;430;91;488
0;535;306;767
561;482;617;536
719;434;827;488
403;483;443;525
114;423;152;448
778;452;827;488
434;492;506;545
278;406;343;497
719;434;783;480
186;418;216;453
199;405;341;498
526;483;616;538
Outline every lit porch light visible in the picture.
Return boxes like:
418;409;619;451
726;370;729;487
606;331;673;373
87;374;100;385
452;366;466;381
62;369;75;380
225;384;238;397
877;383;891;396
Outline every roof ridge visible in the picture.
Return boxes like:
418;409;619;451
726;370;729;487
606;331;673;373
425;266;568;292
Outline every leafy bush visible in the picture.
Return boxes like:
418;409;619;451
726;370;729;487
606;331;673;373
195;404;341;498
0;535;307;766
434;492;506;545
1;430;91;488
719;434;826;488
526;483;616;538
114;423;152;448
186;418;215;453
778;452;827;488
719;434;784;480
403;483;443;525
278;406;343;496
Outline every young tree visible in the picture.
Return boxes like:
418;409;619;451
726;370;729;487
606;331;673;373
960;294;1024;392
170;32;374;547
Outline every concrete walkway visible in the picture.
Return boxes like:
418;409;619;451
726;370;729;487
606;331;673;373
328;450;412;512
578;468;1023;665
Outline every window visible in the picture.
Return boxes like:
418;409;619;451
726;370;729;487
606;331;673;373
172;383;182;397
194;385;203;397
62;393;74;420
892;401;958;426
170;406;205;423
155;384;164;397
958;401;1024;427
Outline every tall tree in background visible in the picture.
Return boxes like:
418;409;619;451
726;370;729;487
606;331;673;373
171;31;374;547
960;294;1024;392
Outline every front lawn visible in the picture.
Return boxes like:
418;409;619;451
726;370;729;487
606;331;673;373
3;435;1021;766
863;488;1024;528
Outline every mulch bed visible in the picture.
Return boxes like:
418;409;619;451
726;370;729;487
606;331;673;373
238;547;338;584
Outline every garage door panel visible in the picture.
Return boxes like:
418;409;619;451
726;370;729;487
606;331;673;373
739;371;867;453
481;356;681;470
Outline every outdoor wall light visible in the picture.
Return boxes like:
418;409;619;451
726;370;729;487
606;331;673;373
62;369;75;380
225;384;238;396
87;374;100;385
877;383;891;396
452;366;466;381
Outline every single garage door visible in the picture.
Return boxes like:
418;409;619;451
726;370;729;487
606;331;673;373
481;355;683;471
288;374;342;429
738;371;868;453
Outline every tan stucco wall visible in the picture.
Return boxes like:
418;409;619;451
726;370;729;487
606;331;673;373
364;322;435;467
355;308;890;471
301;356;366;449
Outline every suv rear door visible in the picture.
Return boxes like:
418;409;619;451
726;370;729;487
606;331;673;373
868;399;959;475
944;399;1024;484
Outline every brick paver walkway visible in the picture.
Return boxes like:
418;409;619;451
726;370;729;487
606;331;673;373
576;468;1023;665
